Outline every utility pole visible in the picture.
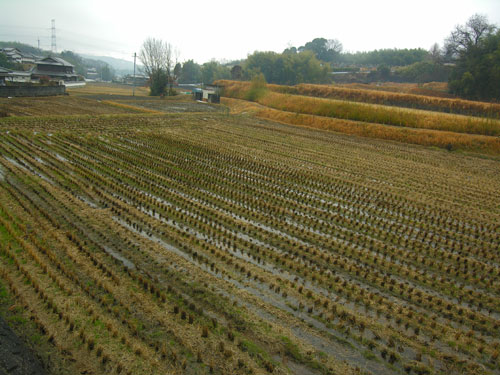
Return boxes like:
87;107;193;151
51;19;57;54
37;37;40;50
133;52;136;96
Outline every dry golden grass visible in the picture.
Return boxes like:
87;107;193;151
219;81;500;137
219;80;500;118
338;82;451;96
222;97;500;155
262;92;500;136
277;83;500;117
67;82;150;96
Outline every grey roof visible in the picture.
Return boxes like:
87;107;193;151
30;66;77;78
36;56;74;67
0;68;31;78
1;48;39;59
10;71;31;76
1;47;20;54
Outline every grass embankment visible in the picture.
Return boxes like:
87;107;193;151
222;97;500;155
218;80;500;154
340;81;451;97
273;83;500;118
219;80;500;118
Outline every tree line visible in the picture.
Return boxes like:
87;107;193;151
169;14;499;101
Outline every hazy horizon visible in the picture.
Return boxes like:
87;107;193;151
1;0;499;64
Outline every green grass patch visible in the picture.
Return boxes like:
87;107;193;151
362;350;377;360
281;335;303;362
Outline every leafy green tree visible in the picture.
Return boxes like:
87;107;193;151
282;46;297;55
394;61;450;83
377;64;391;80
173;63;182;80
149;69;169;96
180;60;201;83
341;48;428;67
244;51;329;85
299;38;342;63
230;65;243;80
446;15;499;100
200;61;230;84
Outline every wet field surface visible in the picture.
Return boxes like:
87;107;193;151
0;317;47;375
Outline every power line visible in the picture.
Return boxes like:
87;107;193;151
1;21;137;60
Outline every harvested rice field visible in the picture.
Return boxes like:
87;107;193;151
0;92;499;375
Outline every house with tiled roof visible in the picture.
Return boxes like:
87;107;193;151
0;67;32;84
1;48;39;65
30;56;79;82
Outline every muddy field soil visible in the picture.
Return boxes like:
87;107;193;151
0;317;47;375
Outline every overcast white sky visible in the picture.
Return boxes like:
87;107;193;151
1;0;499;64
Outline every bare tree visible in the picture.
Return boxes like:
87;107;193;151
445;14;496;58
429;43;442;63
139;37;173;95
326;39;343;55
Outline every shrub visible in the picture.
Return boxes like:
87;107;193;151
245;74;268;102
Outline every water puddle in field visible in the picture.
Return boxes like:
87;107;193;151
113;216;197;265
110;186;490;338
54;153;68;162
34;156;46;165
67;154;496;362
102;245;136;270
112;216;233;284
77;195;99;209
110;182;500;345
220;284;396;375
4;157;54;185
5;157;28;171
189;158;484;255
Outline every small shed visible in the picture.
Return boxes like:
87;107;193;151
193;88;203;101
192;85;221;103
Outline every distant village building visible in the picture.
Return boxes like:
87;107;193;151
30;56;78;82
122;74;148;86
86;68;99;80
0;48;39;65
0;67;32;83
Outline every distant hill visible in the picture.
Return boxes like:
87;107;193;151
80;54;142;75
